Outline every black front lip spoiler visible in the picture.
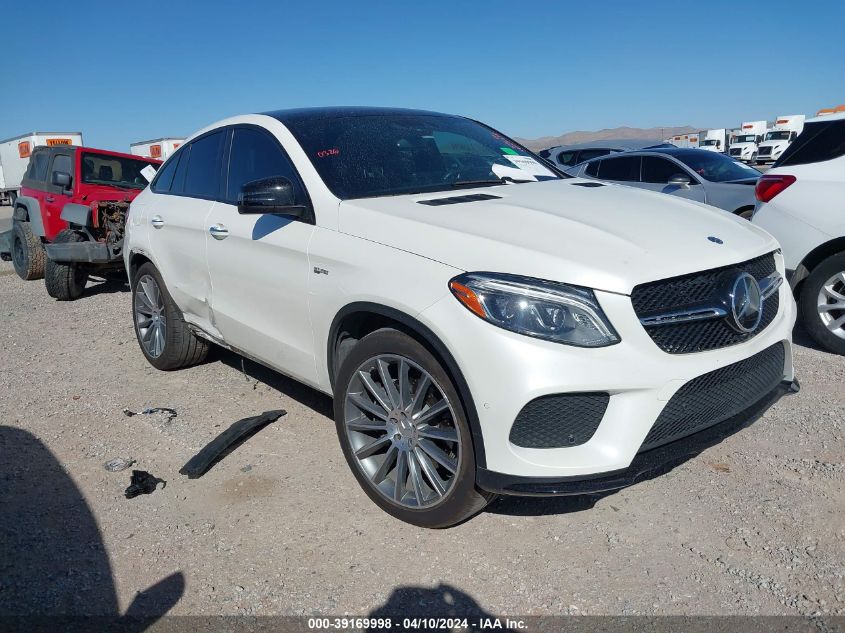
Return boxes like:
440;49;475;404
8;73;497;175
476;379;799;497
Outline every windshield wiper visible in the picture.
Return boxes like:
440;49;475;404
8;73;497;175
450;176;532;189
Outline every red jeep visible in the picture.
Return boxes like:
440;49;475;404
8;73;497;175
7;145;160;299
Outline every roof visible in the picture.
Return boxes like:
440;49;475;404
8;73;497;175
30;145;162;162
546;138;668;153
579;146;731;162
261;106;452;124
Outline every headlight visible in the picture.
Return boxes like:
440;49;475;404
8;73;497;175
449;272;620;347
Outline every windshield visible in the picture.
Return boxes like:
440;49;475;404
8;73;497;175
702;139;719;146
765;131;791;141
673;151;761;182
81;153;158;189
732;135;756;144
284;113;561;199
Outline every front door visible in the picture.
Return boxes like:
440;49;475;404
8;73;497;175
43;151;74;240
205;126;317;384
640;156;707;203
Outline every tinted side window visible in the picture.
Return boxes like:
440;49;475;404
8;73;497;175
151;151;181;193
557;151;577;166
183;132;224;199
641;156;684;183
29;151;50;182
777;120;845;167
598;156;640;181
172;145;190;194
585;160;600;177
578;149;612;163
226;128;304;203
50;154;73;179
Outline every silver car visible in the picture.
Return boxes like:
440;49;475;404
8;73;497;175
543;139;673;169
567;148;762;218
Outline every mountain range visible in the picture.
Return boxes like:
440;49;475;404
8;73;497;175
515;125;702;150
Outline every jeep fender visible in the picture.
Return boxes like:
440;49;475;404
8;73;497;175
13;196;46;237
60;203;93;228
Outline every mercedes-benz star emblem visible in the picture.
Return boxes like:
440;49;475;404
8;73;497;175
728;272;763;333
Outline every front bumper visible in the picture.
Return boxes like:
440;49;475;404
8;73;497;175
477;378;799;495
419;262;797;479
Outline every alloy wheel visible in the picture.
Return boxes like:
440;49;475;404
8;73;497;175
817;271;845;340
343;354;461;509
134;274;167;357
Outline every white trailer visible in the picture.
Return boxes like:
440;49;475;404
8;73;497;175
670;132;700;149
0;132;83;205
756;114;806;164
130;138;185;161
728;121;767;163
699;129;730;153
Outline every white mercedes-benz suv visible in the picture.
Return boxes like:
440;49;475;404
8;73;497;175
125;107;797;527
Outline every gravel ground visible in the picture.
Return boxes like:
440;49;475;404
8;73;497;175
0;236;843;618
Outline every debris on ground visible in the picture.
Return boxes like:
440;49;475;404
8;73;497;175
124;470;167;499
179;410;286;479
240;358;260;390
123;407;178;422
104;457;136;472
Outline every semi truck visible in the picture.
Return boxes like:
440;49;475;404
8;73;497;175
130;138;184;161
0;132;83;205
728;120;767;163
699;129;729;153
756;115;805;164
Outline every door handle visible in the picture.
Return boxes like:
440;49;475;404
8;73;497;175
45;196;55;203
209;223;229;240
151;215;165;229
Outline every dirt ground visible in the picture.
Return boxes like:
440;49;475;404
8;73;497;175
0;218;843;618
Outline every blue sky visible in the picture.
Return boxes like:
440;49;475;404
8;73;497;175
3;1;843;150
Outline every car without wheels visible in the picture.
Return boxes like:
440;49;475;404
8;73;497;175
126;107;797;527
752;112;845;355
2;145;160;299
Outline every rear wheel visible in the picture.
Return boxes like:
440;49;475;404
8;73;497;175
11;220;45;281
334;328;493;528
45;230;89;300
131;262;209;370
800;253;845;355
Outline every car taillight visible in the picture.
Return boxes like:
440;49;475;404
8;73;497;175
755;175;796;203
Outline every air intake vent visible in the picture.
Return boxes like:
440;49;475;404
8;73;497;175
509;393;609;448
571;182;604;188
417;193;501;206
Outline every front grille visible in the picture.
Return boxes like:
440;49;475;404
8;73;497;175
632;252;779;354
729;148;742;156
758;146;772;156
509;393;609;448
639;342;785;452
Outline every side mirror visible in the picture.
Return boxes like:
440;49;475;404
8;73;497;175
668;174;691;188
237;176;310;218
52;171;71;189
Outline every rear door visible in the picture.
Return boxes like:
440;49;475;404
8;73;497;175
640;155;706;203
205;125;317;384
146;131;225;330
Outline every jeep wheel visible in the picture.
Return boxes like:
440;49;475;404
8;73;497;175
334;328;494;528
799;252;845;355
45;230;89;300
11;220;45;281
131;262;209;370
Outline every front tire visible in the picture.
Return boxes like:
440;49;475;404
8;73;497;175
334;328;493;528
799;253;845;355
45;230;89;300
11;220;45;281
131;262;209;370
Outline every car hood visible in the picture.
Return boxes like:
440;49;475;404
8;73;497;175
338;179;779;295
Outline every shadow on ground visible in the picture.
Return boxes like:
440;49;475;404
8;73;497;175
0;426;184;628
367;583;512;631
